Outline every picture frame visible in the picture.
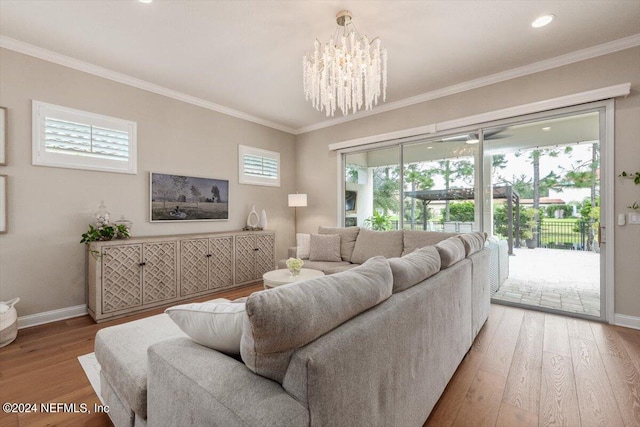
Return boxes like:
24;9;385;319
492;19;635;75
150;172;229;222
0;107;6;166
0;175;6;233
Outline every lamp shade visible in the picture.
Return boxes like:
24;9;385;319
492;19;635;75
288;194;308;207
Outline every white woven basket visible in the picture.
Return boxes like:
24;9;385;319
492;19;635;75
0;297;20;348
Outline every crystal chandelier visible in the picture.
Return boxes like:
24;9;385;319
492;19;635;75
303;10;387;117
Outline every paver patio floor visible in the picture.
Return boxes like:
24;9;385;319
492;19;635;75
492;247;600;317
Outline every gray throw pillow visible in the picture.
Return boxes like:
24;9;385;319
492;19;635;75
350;228;404;264
240;257;393;383
435;236;466;268
402;230;458;256
309;234;341;262
388;246;441;293
458;232;487;256
318;226;360;262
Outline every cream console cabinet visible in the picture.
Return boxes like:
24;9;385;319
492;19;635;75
87;231;275;322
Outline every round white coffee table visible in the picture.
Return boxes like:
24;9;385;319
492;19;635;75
263;268;325;289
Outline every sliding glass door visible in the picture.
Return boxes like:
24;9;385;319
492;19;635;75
484;110;604;319
339;102;611;321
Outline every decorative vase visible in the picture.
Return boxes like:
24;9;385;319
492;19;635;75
288;267;301;277
247;204;260;228
260;209;268;230
285;257;304;277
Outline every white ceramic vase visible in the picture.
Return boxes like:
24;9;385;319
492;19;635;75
247;205;260;228
260;209;268;229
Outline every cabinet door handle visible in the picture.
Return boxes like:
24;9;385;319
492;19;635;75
254;248;259;251
139;262;146;267
206;254;212;258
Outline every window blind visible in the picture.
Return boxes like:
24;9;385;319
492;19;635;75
44;118;129;161
243;154;278;179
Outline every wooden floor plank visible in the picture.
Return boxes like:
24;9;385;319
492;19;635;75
590;322;631;359
425;350;484;427
539;352;581;427
503;311;544;414
601;352;640;427
618;330;640;375
566;318;595;341
472;304;506;354
570;337;625;427
451;369;506;427
543;314;571;357
495;402;538;427
479;307;524;378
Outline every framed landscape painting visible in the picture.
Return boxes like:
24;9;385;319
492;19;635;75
150;172;229;222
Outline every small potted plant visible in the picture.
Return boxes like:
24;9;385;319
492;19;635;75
285;257;304;276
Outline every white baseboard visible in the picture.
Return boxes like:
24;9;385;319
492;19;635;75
613;313;640;330
17;304;88;329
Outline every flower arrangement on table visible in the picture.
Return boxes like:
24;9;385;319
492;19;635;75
285;257;304;276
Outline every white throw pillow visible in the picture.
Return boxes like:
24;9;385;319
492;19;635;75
165;298;245;355
296;233;311;259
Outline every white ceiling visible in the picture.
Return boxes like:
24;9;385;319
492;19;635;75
1;1;639;134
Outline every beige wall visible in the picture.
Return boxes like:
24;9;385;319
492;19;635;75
0;48;297;317
296;47;640;318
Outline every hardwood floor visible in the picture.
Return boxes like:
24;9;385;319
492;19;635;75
1;290;639;427
426;305;640;427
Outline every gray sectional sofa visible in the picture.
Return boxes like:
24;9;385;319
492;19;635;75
94;227;490;427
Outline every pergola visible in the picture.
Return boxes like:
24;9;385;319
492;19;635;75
404;185;521;254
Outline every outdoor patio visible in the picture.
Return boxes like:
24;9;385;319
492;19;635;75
492;247;600;317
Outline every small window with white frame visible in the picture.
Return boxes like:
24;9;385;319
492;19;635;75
32;101;137;174
238;145;280;187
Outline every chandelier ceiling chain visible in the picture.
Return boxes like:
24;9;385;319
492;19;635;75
303;10;388;117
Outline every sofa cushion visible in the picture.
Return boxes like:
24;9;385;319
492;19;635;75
165;298;245;355
402;230;458;256
309;234;342;262
458;232;487;256
350;228;404;264
295;233;311;259
318;226;360;262
435;236;467;268
94;314;186;419
240;257;393;383
389;246;441;293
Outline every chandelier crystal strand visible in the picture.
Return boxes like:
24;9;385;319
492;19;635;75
303;11;387;116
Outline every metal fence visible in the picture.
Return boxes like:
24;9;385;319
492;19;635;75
534;220;594;251
389;219;595;251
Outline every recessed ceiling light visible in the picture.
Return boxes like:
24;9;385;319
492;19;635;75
532;15;555;28
542;127;551;131
139;0;152;3
466;138;480;145
427;146;433;149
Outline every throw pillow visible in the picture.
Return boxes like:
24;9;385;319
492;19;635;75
318;226;360;262
165;298;245;355
388;246;441;293
296;233;311;259
435;236;466;268
241;257;393;383
402;230;458;256
458;231;487;256
350;228;403;264
309;234;342;262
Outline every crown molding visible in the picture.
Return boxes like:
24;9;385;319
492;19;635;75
0;36;297;135
295;33;640;135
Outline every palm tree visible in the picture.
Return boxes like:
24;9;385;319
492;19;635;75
404;164;433;229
